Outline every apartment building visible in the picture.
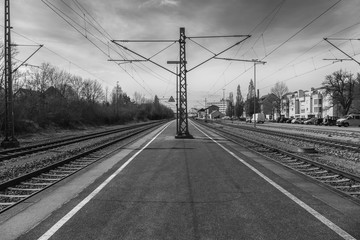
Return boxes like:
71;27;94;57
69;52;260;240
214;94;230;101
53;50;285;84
281;87;339;119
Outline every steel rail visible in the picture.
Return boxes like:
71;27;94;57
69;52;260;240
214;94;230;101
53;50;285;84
194;120;360;203
219;122;360;152
0;121;160;161
0;121;166;213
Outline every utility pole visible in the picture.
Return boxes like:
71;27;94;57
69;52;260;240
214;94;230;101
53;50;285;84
1;0;19;148
215;57;266;127
112;28;250;139
253;61;266;128
204;98;207;122
176;27;192;138
222;88;225;115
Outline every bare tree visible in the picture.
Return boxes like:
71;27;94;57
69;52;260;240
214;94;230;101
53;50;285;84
270;81;289;116
81;79;104;103
322;70;358;116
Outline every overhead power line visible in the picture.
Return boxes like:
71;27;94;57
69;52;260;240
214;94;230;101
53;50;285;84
262;0;343;60
41;0;159;96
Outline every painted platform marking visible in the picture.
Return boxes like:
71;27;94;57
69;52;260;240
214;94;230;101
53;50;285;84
192;122;356;240
37;122;171;240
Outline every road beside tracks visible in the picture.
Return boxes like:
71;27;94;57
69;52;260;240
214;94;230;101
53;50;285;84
1;120;359;240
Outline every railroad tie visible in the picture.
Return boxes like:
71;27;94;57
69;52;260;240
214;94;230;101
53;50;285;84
0;194;30;198
315;174;339;180
7;187;43;192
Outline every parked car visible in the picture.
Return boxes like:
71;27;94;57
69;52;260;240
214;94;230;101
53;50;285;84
278;117;288;123
286;118;294;123
336;114;360;127
291;118;302;124
322;118;336;126
303;117;316;125
316;118;323;125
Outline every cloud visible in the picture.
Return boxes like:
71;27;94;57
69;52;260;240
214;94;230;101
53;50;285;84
139;0;179;8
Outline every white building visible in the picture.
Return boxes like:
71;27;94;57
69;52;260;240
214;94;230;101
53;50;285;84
283;87;339;119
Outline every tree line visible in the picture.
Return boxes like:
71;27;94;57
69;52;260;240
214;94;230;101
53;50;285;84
0;62;174;133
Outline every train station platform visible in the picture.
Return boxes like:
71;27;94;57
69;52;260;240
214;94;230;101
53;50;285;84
1;120;360;239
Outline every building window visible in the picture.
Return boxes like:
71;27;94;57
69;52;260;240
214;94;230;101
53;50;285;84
314;99;322;105
314;107;322;112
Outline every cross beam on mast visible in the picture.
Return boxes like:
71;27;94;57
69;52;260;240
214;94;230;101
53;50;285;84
187;35;250;72
111;28;251;139
111;40;177;75
324;38;360;66
12;44;43;73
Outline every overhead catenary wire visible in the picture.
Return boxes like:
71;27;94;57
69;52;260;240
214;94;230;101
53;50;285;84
258;17;360;85
43;0;168;94
206;0;287;98
261;0;343;60
208;0;344;99
42;0;162;96
0;24;109;85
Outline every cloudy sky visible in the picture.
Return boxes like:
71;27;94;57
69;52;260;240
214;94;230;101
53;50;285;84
2;0;360;108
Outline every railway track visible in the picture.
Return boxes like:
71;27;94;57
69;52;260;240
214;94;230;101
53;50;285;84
0;121;161;162
218;121;360;153
230;120;360;141
0;121;166;213
194;120;360;203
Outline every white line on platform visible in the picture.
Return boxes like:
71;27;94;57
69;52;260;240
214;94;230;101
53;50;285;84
192;122;356;240
37;122;171;240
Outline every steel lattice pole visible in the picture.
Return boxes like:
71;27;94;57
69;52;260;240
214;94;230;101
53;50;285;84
176;27;192;139
1;0;19;148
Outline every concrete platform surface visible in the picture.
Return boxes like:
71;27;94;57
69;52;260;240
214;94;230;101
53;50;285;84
0;120;359;240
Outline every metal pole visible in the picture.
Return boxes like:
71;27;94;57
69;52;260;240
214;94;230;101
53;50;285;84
1;0;19;148
176;27;193;139
253;62;256;128
176;66;179;135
